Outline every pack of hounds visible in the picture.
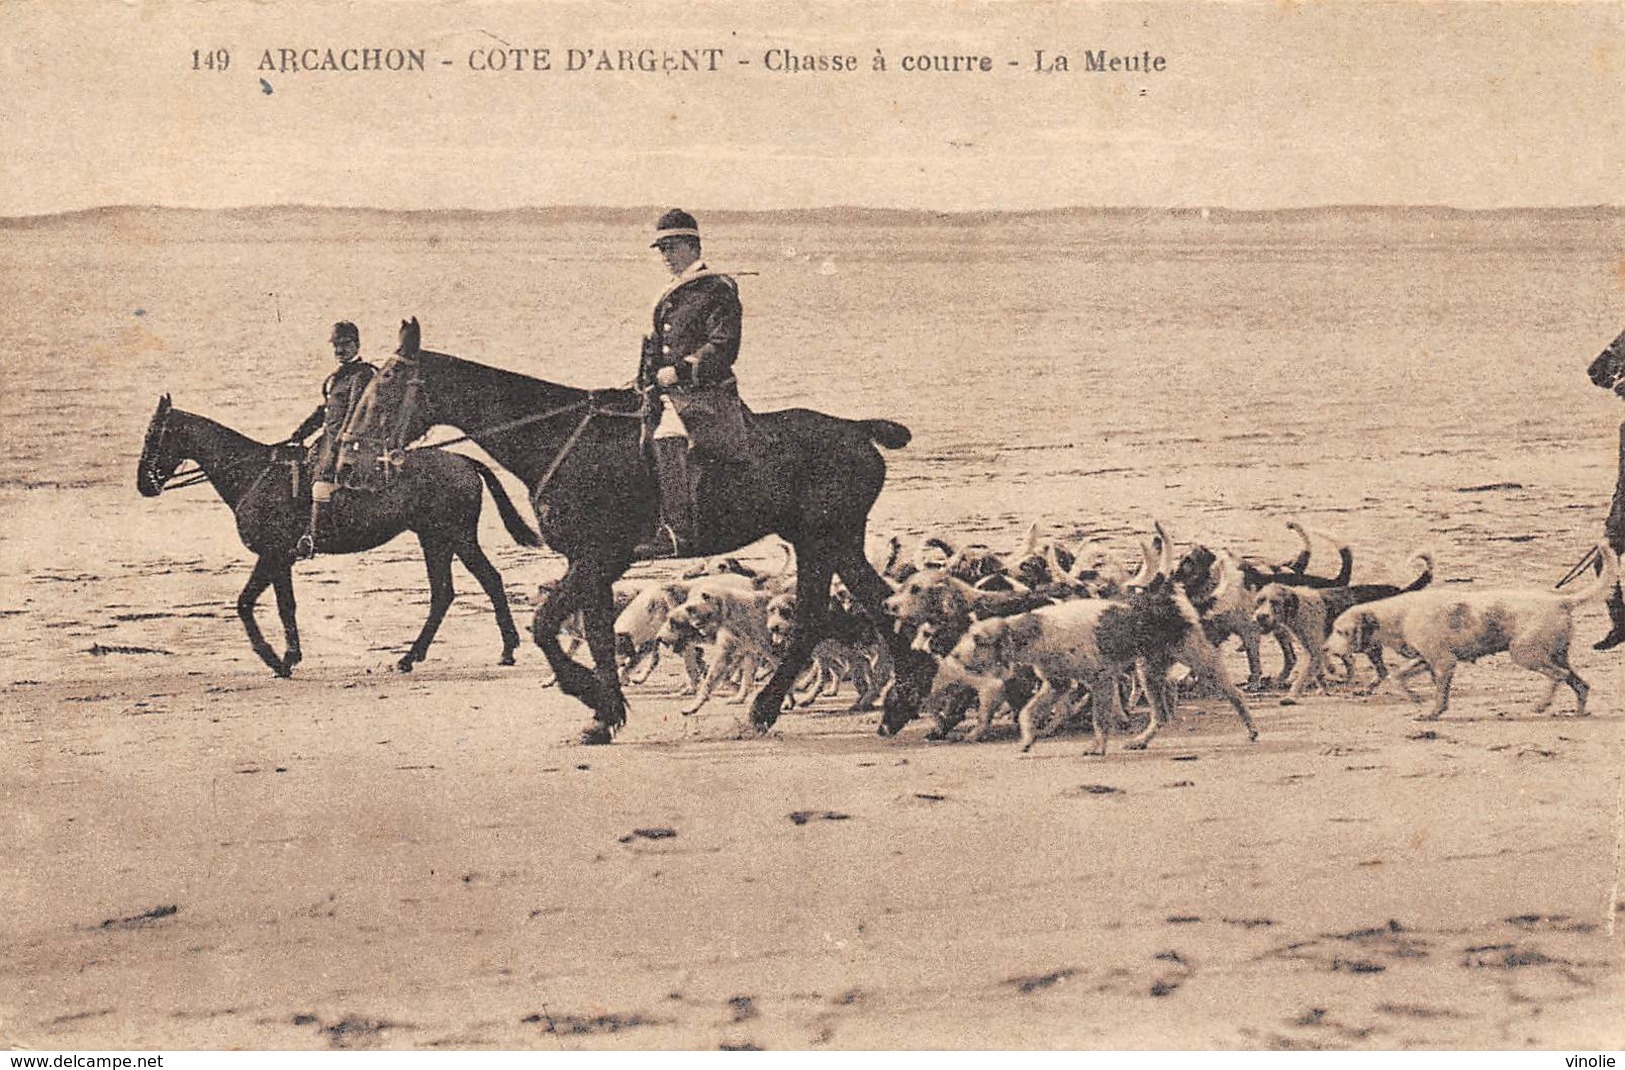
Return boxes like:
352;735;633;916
550;521;1616;754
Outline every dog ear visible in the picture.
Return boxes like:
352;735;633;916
1353;613;1374;650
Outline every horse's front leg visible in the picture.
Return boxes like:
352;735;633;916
834;540;937;736
577;564;632;744
238;557;289;677
530;560;602;711
751;545;833;731
269;564;302;673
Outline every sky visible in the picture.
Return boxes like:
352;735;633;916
2;1;1622;215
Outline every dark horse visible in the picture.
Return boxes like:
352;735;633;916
371;318;937;743
136;395;541;675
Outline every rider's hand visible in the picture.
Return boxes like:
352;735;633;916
655;366;680;388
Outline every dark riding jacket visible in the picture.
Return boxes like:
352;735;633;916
638;266;742;391
291;359;376;479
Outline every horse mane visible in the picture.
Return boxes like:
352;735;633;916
414;349;639;411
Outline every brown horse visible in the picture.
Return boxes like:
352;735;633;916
364;318;937;744
136;395;540;675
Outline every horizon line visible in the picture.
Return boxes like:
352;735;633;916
5;200;1625;224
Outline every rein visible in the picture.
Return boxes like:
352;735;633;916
416;383;644;496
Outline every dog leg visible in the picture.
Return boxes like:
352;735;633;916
1084;675;1117;756
1353;648;1388;697
627;644;659;685
1270;629;1297;690
681;640;733;715
1283;622;1328;703
1017;678;1061;753
729;652;761;705
1417;659;1456;720
1235;626;1265;692
680;645;705;694
1513;641;1589;716
1175;636;1256;743
964;680;1006;743
1393;657;1431;702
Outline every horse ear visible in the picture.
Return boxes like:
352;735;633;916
158;394;171;413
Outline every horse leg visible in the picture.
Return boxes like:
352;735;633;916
453;537;521;666
237;557;289;677
834;541;936;736
270;564;302;673
577;570;631;743
750;543;835;731
530;559;610;719
401;537;456;672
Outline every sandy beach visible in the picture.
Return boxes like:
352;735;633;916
3;207;1623;1049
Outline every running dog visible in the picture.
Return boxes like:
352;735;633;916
660;583;779;715
937;566;1256;754
1325;544;1616;720
1251;554;1434;699
614;574;753;690
766;591;894;710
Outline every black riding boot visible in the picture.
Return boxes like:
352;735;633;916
1595;582;1625;651
632;437;700;559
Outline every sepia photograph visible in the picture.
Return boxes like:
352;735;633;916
2;0;1622;1053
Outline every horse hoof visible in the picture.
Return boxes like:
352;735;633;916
580;723;615;745
396;658;415;674
499;652;517;667
273;665;293;679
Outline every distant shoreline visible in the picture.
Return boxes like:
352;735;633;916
4;202;1624;229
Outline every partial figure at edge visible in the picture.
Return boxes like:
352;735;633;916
1587;326;1625;650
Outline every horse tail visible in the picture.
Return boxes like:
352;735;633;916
859;419;912;450
470;458;544;547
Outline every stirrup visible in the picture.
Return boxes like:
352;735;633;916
631;524;686;561
295;532;317;560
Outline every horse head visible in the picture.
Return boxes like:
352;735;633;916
397;316;422;358
136;394;175;497
1587;327;1625;398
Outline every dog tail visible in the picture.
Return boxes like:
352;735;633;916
1282;520;1313;573
1401;550;1434;592
859;419;912;450
1560;543;1618;608
1292;524;1355;584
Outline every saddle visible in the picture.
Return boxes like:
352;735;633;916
334;435;406;492
330;351;429;493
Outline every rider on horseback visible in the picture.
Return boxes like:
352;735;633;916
286;321;376;559
632;209;753;559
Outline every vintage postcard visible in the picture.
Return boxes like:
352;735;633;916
2;0;1622;1053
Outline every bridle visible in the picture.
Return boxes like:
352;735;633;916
141;407;209;493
